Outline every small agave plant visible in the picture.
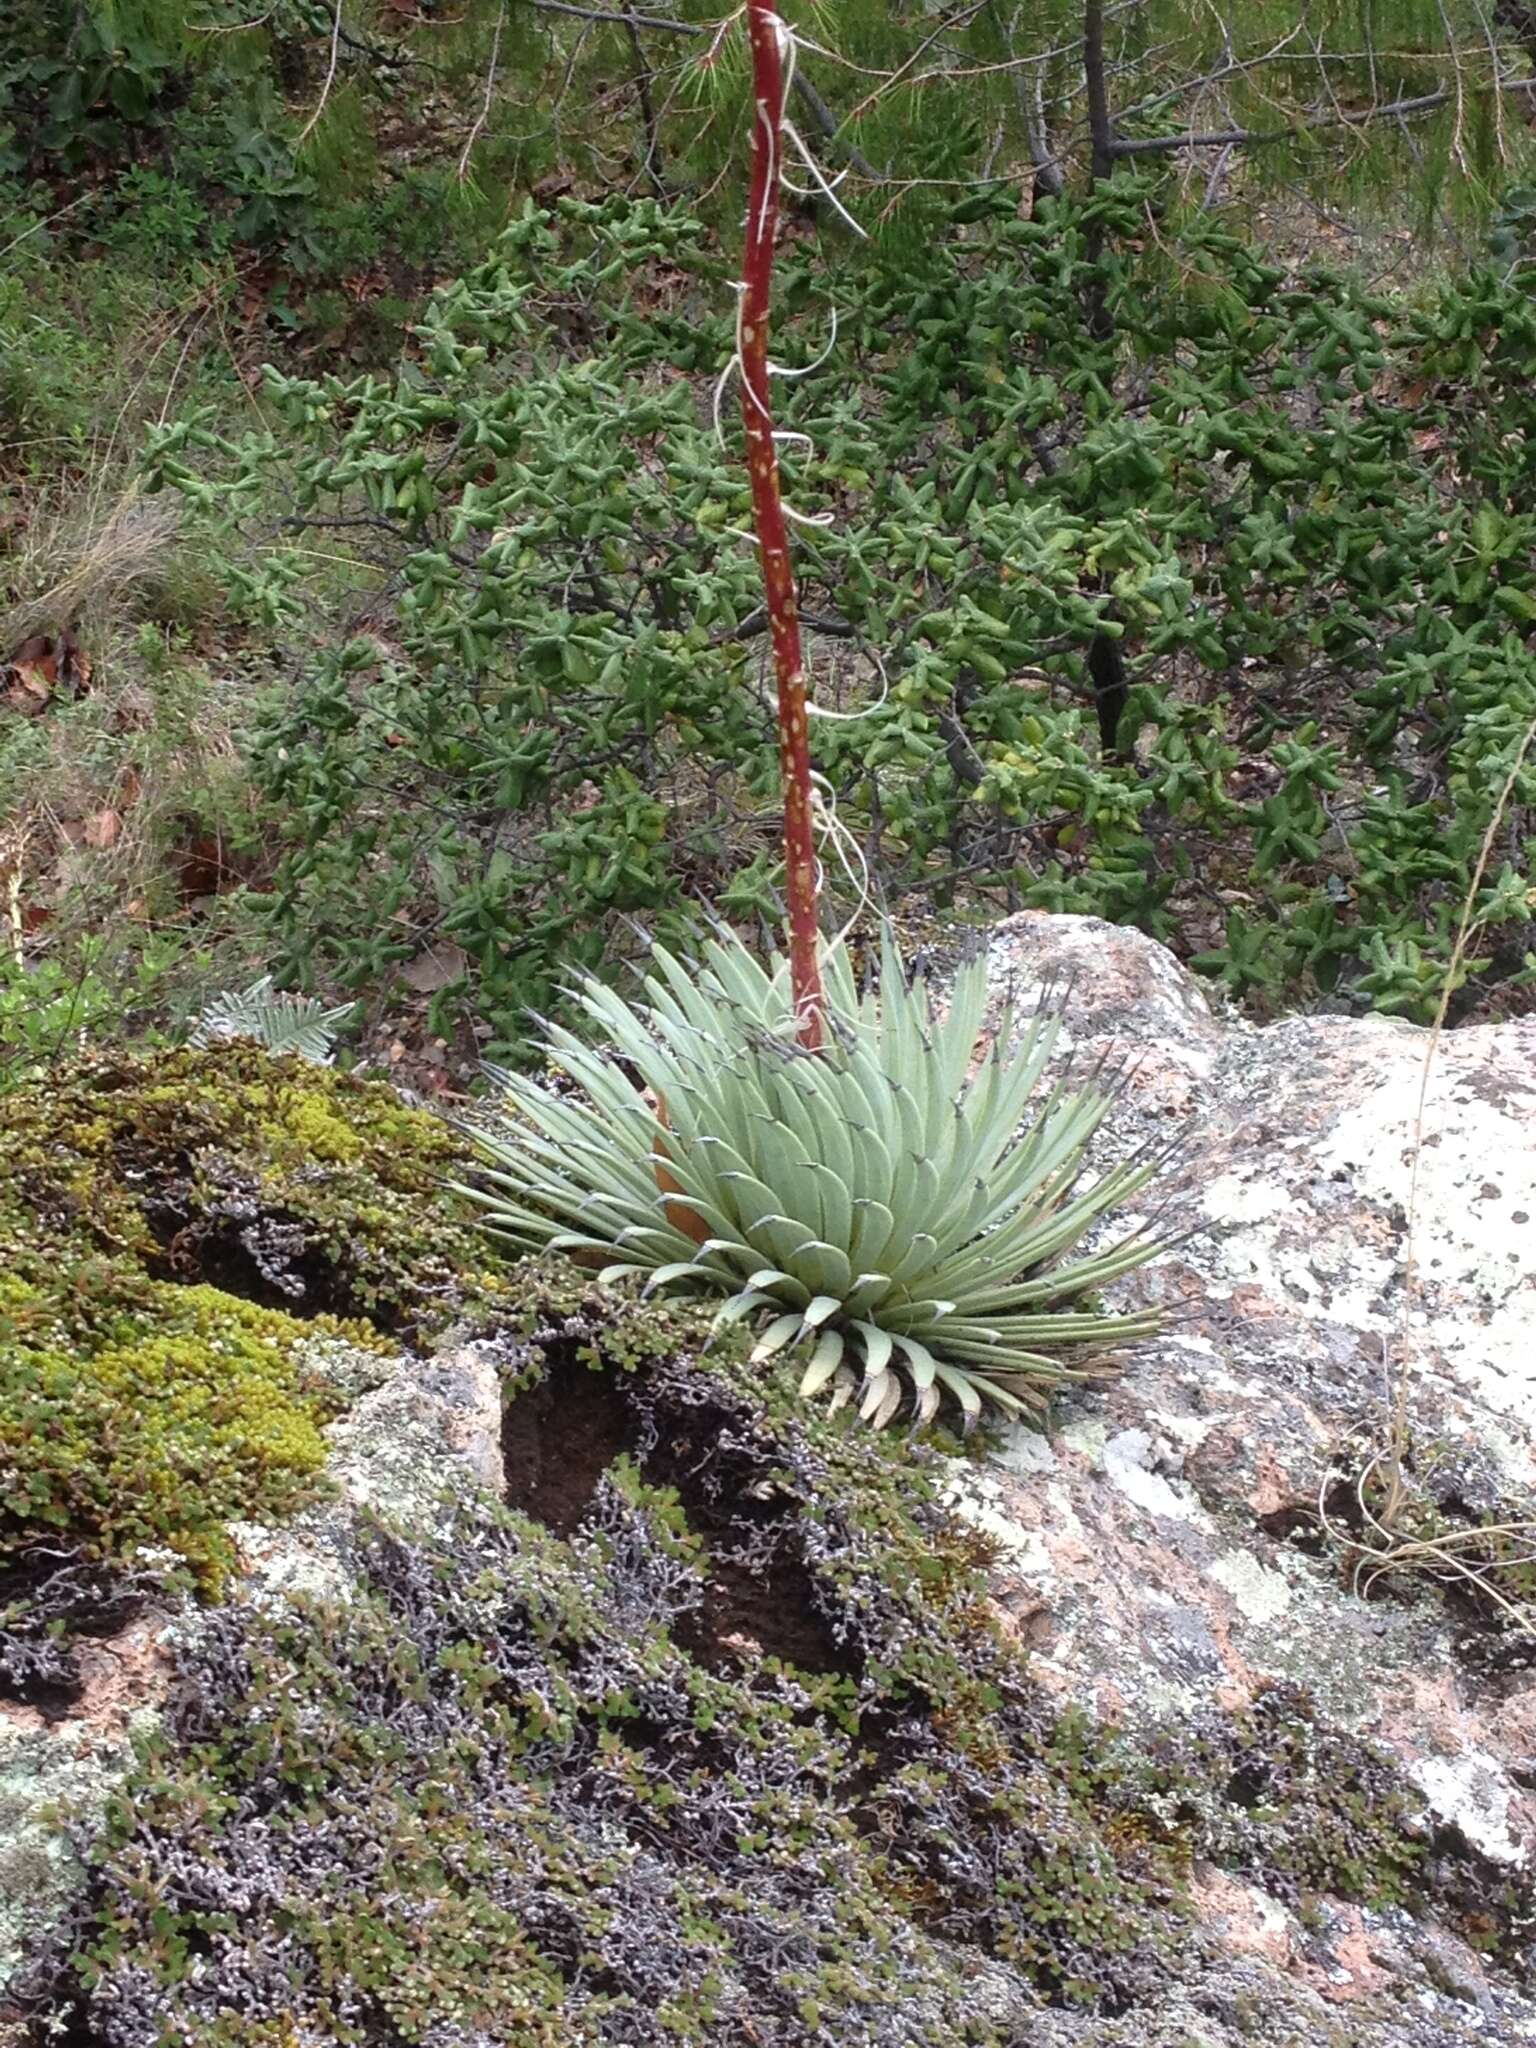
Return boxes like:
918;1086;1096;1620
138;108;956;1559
462;5;1172;1429
459;927;1172;1428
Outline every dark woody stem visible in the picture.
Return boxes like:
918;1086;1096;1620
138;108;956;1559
740;0;824;1051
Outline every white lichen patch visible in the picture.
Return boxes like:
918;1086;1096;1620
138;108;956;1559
0;1713;155;1992
1150;1407;1223;1453
1313;1070;1536;1425
991;1424;1058;1478
1198;1167;1397;1332
229;1516;358;1610
1409;1750;1525;1866
1057;1418;1108;1462
1102;1428;1213;1525
322;1348;504;1535
1207;1550;1293;1625
940;1464;1054;1575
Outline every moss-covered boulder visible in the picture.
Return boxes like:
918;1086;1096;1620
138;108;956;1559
0;1045;502;1678
0;1041;495;1341
10;1268;1530;2047
14;1277;1195;2044
3;1042;1530;2047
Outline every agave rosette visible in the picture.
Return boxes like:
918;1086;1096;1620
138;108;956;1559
460;928;1172;1427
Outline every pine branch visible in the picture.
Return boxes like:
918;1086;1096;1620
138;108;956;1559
1107;86;1486;157
511;0;882;181
788;69;885;181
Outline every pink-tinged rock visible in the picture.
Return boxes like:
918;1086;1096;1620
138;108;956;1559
1187;1864;1297;1968
966;912;1536;2040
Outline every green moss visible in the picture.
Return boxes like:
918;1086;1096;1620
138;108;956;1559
1;1279;362;1589
0;1043;499;1628
0;1041;500;1340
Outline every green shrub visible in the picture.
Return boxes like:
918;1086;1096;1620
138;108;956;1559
0;944;180;1095
144;198;772;1049
0;0;516;313
147;184;1536;1045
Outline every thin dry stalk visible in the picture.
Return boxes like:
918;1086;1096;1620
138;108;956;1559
1345;713;1536;1580
1318;1448;1536;1639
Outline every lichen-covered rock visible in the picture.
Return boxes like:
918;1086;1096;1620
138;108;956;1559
971;910;1536;2038
0;1042;508;2009
11;1287;1204;2044
0;1616;165;2008
228;1333;508;1607
10;1265;1531;2048
0;1334;509;2015
6;941;1536;2048
0;1041;502;1343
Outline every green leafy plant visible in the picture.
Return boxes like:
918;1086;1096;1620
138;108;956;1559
190;973;355;1062
461;926;1170;1426
148;176;1536;1042
0;939;184;1095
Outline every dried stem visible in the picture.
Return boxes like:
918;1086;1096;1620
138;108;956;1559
740;0;824;1048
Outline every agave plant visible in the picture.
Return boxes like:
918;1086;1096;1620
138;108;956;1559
460;928;1173;1428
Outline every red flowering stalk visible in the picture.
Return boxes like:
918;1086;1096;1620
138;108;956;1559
739;0;824;1051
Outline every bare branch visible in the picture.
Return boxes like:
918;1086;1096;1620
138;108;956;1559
458;0;508;181
1200;139;1236;207
1083;0;1117;180
1107;87;1459;156
511;0;700;34
294;0;343;147
788;71;885;181
626;16;669;194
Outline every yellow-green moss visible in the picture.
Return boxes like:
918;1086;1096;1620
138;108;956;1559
1;1281;369;1587
0;1041;502;1340
0;1043;501;1594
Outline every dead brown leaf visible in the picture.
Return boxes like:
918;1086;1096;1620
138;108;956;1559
82;808;123;850
400;941;469;995
0;628;92;715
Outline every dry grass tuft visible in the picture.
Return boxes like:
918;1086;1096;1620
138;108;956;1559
2;488;183;650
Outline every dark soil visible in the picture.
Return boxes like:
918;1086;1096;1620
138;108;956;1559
502;1342;855;1679
500;1352;634;1534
